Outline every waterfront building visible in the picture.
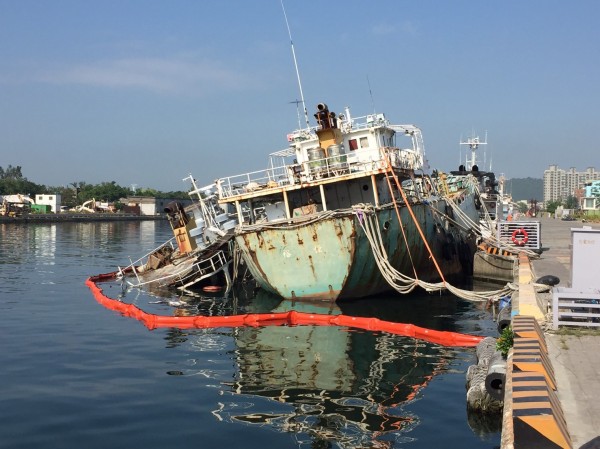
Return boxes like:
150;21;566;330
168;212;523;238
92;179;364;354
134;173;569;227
543;165;599;203
582;180;600;212
121;196;192;216
35;193;62;213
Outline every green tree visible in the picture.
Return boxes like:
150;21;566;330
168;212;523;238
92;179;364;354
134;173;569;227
135;187;159;198
564;195;579;210
131;188;188;200
0;165;46;196
0;165;24;180
545;200;562;214
80;181;131;203
2;166;192;204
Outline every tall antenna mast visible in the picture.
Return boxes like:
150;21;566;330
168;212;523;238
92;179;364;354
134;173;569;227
367;75;375;114
281;0;310;129
460;132;487;171
289;99;303;130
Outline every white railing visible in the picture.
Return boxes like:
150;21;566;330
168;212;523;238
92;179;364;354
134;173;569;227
216;147;422;200
119;246;230;289
178;250;231;291
118;238;177;277
552;287;600;329
287;113;388;137
193;249;229;277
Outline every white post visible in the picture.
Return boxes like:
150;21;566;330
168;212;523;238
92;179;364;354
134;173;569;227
319;184;327;211
235;200;243;224
283;190;291;219
371;175;380;207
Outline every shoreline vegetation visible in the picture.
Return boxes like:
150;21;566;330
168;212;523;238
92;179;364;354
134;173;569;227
0;165;190;211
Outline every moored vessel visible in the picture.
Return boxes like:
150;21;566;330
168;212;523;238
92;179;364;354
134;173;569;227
216;103;482;300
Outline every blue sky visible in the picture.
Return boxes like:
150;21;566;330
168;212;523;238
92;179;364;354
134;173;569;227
1;1;598;192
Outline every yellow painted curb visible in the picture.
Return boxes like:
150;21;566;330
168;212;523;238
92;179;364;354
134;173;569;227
511;316;572;449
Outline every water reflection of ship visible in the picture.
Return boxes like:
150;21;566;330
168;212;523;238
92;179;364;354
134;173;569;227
217;289;455;448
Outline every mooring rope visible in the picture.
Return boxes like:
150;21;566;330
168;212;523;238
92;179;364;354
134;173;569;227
441;186;541;259
353;204;516;303
384;158;448;284
383;170;420;280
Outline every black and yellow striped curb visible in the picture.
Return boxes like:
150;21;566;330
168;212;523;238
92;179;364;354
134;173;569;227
511;315;572;449
513;315;547;352
478;242;516;256
512;338;556;390
512;372;571;449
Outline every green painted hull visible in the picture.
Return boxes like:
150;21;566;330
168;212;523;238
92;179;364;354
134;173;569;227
236;199;475;300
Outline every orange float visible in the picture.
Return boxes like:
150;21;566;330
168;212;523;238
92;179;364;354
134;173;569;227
85;272;485;348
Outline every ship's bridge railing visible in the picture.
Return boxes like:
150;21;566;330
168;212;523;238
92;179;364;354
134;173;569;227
216;146;422;200
285;114;390;137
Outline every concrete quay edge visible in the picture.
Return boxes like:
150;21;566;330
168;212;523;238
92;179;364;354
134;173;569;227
502;251;572;449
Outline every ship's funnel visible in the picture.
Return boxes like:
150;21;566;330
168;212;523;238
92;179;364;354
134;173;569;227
314;103;337;130
164;201;189;227
314;103;342;149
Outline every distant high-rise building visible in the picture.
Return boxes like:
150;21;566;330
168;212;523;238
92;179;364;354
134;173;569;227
543;165;599;203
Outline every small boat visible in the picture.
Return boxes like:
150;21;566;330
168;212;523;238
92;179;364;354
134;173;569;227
117;177;238;293
215;103;483;301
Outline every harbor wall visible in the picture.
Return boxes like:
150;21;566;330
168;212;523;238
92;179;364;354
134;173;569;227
0;213;165;223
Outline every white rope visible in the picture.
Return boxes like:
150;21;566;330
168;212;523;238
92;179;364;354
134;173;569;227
353;204;516;302
238;209;348;233
440;178;540;259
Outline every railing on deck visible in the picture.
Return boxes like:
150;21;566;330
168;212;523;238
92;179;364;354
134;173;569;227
118;238;177;276
217;147;421;200
193;250;229;278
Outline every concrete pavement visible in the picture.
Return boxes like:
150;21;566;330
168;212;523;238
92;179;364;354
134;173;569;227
529;216;600;449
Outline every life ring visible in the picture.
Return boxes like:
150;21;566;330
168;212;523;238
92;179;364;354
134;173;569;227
511;228;529;246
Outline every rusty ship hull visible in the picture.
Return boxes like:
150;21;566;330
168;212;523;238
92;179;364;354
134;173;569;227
235;197;476;301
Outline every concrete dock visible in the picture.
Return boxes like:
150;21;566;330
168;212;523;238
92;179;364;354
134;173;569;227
514;216;600;449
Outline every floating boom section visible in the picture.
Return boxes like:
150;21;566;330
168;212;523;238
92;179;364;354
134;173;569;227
85;272;484;347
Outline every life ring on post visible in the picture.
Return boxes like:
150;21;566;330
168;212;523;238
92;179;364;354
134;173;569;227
511;228;529;246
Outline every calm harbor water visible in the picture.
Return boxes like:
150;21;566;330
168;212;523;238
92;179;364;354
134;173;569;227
0;220;501;449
